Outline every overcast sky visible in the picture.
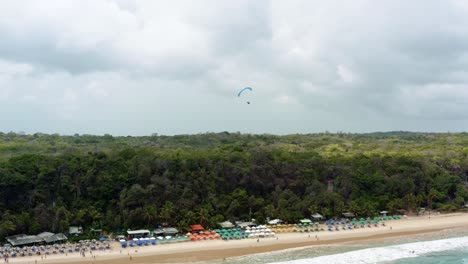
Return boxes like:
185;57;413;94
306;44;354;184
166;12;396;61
1;0;468;135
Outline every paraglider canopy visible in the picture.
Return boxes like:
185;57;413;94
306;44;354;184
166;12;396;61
238;87;252;97
238;87;253;104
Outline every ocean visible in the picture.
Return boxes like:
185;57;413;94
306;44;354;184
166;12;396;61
209;228;468;264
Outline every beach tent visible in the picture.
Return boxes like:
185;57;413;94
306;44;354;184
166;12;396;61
119;239;127;248
299;219;312;225
133;238;141;246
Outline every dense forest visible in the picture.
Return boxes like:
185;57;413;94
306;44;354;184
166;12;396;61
0;131;467;240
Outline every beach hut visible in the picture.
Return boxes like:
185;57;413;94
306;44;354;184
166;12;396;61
162;227;179;236
68;226;83;236
380;211;388;216
311;213;324;222
218;221;235;229
342;212;355;219
299;219;313;225
190;224;205;233
90;228;103;236
236;221;256;229
127;229;150;239
267;219;284;225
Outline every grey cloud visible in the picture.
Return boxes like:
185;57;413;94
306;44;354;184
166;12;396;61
1;0;468;135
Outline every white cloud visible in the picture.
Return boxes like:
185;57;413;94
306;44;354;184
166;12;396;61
0;59;34;76
1;0;468;134
274;95;299;105
337;64;355;83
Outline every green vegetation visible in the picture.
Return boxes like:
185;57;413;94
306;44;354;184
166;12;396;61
0;131;467;239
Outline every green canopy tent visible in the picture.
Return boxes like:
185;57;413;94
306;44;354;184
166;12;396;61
299;219;313;225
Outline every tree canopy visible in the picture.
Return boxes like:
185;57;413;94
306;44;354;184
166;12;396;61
0;131;467;239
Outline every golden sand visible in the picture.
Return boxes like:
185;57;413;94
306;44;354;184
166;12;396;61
11;213;468;264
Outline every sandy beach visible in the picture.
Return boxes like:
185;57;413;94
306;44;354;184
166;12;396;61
9;213;468;264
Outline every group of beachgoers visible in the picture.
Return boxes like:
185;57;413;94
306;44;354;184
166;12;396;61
0;239;111;261
0;214;405;261
120;214;404;247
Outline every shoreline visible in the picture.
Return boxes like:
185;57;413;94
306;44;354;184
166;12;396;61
10;213;468;264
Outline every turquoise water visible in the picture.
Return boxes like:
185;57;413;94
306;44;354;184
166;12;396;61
205;227;468;264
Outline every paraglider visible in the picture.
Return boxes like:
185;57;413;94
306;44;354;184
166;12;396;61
238;87;253;104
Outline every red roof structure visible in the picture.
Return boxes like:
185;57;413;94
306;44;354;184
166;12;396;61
190;224;204;232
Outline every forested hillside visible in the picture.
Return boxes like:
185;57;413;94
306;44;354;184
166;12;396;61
0;132;467;239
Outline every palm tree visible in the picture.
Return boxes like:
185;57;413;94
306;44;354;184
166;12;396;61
160;201;174;225
198;207;209;227
143;205;157;226
0;220;16;236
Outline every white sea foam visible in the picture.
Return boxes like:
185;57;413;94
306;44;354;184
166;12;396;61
269;236;468;264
